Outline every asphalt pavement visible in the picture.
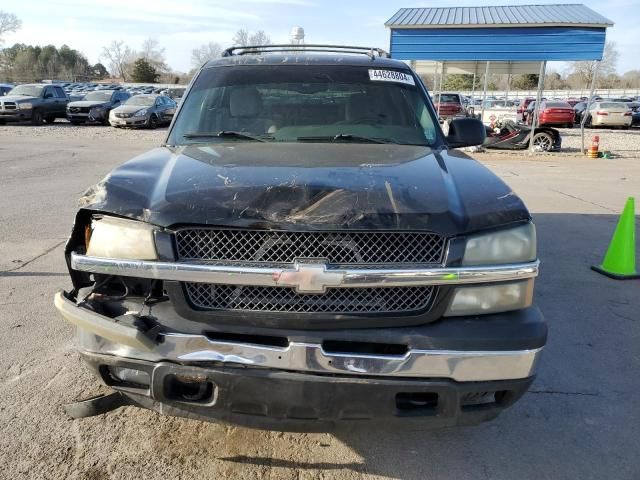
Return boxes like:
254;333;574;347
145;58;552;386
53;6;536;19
1;125;639;479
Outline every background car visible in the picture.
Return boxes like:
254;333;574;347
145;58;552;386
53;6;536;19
109;94;176;128
573;101;588;124
481;99;518;126
584;101;633;129
67;90;130;125
0;83;68;125
529;101;574;127
432;92;466;120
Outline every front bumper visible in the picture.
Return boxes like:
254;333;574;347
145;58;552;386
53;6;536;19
0;111;29;121
55;290;545;430
67;113;90;121
82;351;535;432
109;116;148;127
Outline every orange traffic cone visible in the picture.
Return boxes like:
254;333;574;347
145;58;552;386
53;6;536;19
587;136;600;158
591;197;639;279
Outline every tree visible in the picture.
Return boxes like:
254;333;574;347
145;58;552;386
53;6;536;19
191;42;223;69
571;41;619;88
101;40;135;81
0;43;90;82
140;38;168;74
545;71;566;90
232;29;270;46
233;29;249;46
511;74;539;90
442;74;480;91
621;70;640;89
0;11;21;44
92;63;109;79
131;58;159;83
249;30;271;46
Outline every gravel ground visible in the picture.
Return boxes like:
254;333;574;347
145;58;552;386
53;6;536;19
553;126;640;156
0;120;167;141
1;122;639;479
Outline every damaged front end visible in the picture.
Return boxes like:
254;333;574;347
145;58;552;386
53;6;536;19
57;210;545;431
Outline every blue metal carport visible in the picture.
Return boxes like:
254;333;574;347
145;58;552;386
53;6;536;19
385;4;614;151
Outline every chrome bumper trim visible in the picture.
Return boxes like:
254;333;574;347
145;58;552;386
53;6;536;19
76;329;541;382
70;252;539;291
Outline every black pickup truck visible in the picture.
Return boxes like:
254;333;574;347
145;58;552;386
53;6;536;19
0;83;68;125
55;45;546;431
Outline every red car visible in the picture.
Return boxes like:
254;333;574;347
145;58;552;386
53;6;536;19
528;101;574;127
432;92;465;120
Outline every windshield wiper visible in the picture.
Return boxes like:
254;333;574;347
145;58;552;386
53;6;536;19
296;134;392;144
183;130;272;142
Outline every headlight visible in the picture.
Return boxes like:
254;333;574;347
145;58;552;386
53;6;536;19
462;223;536;266
444;280;534;317
18;102;33;110
134;108;148;117
85;216;157;260
446;223;537;316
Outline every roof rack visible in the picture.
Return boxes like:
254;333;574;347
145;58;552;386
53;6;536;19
222;44;390;58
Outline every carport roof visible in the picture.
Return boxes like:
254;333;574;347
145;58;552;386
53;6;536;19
386;4;614;28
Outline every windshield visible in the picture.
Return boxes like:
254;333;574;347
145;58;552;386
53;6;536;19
483;100;514;108
125;96;155;106
594;102;628;110
545;102;571;108
436;94;460;104
83;91;113;102
9;85;44;97
169;65;439;146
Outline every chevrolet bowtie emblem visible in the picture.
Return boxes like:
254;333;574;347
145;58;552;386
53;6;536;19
275;261;345;294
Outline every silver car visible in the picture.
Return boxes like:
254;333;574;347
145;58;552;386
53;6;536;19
586;101;633;129
109;94;176;128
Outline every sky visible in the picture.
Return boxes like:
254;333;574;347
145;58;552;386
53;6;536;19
1;0;637;74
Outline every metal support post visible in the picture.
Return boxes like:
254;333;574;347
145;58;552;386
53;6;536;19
581;61;600;154
479;61;490;123
528;61;547;153
437;62;445;118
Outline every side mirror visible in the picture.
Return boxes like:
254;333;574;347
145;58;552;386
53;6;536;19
44;92;53;99
446;118;486;148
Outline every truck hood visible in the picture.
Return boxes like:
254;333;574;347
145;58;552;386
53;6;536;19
112;104;150;114
68;100;109;108
1;95;37;102
80;142;529;235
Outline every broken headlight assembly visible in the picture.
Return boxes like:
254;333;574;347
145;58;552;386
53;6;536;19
85;216;158;260
445;223;537;317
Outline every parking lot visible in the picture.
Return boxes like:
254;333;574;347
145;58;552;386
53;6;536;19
1;123;639;479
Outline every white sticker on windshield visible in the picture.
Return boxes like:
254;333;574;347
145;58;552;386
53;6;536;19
368;69;415;86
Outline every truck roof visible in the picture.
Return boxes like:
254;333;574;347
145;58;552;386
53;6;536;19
203;53;408;70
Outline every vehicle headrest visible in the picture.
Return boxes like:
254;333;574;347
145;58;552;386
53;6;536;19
230;87;262;117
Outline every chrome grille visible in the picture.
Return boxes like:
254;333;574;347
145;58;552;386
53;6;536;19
185;283;436;314
0;101;16;110
69;106;90;113
116;112;132;118
175;229;445;265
